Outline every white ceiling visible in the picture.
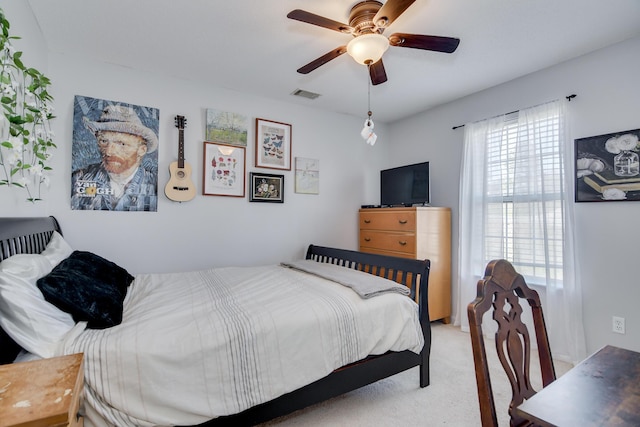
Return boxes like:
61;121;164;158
27;0;640;123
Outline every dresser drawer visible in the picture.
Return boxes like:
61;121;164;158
359;230;416;255
360;210;416;232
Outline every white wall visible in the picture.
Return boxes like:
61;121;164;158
0;1;389;274
4;1;638;355
389;35;640;354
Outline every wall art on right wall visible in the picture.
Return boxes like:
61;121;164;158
575;128;640;202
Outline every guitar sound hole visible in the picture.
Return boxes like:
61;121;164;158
177;171;185;178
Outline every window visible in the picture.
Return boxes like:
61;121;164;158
483;114;564;285
459;99;586;363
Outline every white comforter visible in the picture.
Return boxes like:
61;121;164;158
60;263;424;427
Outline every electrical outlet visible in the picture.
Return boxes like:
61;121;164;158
613;316;625;334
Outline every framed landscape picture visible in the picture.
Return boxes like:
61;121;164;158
249;172;284;203
203;141;245;197
205;108;248;146
255;118;291;170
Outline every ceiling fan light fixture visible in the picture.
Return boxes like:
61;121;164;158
346;33;389;65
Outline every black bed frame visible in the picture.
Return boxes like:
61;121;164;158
0;216;62;261
0;217;431;427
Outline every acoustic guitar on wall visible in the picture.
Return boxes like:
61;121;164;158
165;115;196;202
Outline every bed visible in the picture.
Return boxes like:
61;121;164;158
0;216;431;427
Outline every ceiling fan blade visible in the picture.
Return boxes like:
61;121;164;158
369;59;388;85
373;0;416;29
287;9;353;34
297;46;348;74
388;33;460;53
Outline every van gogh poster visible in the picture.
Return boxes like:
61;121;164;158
71;95;159;211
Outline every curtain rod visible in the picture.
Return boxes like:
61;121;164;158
451;94;577;130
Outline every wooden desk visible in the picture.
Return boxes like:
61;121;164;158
515;345;640;427
0;353;84;427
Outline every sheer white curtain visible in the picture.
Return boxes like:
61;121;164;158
457;99;586;364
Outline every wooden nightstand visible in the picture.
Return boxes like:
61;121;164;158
0;353;84;427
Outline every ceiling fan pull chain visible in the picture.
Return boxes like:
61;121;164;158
367;65;373;124
361;68;377;146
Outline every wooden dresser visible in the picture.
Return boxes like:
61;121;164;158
0;353;84;427
359;207;451;322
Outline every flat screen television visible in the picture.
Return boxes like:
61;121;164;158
380;162;430;207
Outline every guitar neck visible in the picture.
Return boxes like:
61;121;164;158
178;128;185;169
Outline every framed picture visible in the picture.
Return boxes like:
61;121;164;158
205;108;248;146
203;141;245;197
295;157;319;194
575;128;640;202
71;95;159;212
255;118;292;170
249;172;284;203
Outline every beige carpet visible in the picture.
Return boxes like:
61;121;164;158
262;323;571;426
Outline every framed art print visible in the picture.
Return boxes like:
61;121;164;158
249;172;284;203
295;157;319;194
71;95;159;211
575;128;640;202
255;118;292;170
203;141;245;197
205;108;248;146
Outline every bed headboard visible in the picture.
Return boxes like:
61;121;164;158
0;216;62;363
0;216;62;262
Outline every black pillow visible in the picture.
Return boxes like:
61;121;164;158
36;251;134;329
0;326;22;364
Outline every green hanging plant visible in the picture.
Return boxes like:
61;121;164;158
0;7;56;202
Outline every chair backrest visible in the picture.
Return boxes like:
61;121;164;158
467;259;556;427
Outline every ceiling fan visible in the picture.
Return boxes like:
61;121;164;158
287;0;460;85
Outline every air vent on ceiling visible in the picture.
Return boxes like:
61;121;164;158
291;88;321;100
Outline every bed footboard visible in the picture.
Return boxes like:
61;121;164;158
306;244;431;387
305;244;430;319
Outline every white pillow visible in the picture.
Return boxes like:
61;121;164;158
0;252;75;358
41;231;73;267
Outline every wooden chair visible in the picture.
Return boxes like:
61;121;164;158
467;259;556;427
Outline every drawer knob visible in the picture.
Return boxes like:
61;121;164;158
364;237;371;242
398;219;408;224
398;241;407;246
364;219;371;224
